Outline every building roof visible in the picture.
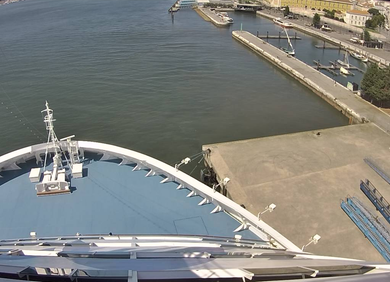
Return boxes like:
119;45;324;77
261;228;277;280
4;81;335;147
347;9;371;15
326;0;353;4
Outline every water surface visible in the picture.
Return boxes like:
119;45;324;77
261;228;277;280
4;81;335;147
0;0;347;170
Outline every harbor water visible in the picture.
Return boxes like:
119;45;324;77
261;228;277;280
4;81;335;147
0;0;347;171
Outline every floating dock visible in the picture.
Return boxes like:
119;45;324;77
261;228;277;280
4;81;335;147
232;30;390;131
257;32;301;40
203;123;390;262
315;44;341;50
195;7;231;27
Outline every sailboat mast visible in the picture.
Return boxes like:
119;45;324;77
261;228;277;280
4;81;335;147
284;28;294;52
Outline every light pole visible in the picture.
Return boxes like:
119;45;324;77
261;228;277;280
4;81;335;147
302;234;321;251
212;177;230;192
257;203;277;221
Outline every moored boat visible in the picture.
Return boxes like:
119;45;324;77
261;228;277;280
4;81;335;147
273;17;293;29
350;51;368;62
217;12;233;24
340;66;350;75
281;27;295;56
337;52;350;68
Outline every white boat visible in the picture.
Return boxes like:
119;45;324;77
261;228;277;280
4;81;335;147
217;12;234;24
281;27;295;56
273;17;293;29
337;52;350;68
340;66;350;75
350;51;368;62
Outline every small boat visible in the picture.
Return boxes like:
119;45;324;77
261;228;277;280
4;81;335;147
217;12;234;24
340;66;350;75
337;52;350;68
273;18;293;29
320;24;332;32
281;28;295;56
350;51;368;63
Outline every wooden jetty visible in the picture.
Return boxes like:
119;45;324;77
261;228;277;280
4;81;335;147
312;59;365;76
315;44;341;50
328;61;364;73
315;40;343;50
257;31;301;40
312;60;338;76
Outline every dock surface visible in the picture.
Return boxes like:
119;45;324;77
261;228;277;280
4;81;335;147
195;7;230;27
203;123;390;262
232;31;390;132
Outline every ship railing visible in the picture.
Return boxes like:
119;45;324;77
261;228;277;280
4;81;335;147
76;141;303;253
0;140;301;252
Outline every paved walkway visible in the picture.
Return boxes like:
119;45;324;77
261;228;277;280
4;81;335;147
233;31;390;133
203;123;390;262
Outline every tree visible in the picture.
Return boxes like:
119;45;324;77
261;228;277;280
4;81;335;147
365;14;385;29
372;14;385;28
283;6;290;17
365;19;372;28
362;64;390;107
323;9;336;19
363;29;371;42
313;13;320;28
368;8;380;16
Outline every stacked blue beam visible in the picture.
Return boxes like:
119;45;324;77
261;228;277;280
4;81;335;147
360;180;390;224
341;199;390;262
349;197;390;245
364;159;390;185
348;198;390;259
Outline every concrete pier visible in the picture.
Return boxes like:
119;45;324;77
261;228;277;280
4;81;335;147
195;7;231;27
232;30;390;132
203;123;390;262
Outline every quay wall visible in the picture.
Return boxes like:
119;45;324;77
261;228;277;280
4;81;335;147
232;31;363;123
195;7;229;27
256;11;390;67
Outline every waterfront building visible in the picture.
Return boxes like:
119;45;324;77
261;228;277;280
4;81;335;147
344;9;372;26
177;0;197;8
209;0;234;4
273;0;353;12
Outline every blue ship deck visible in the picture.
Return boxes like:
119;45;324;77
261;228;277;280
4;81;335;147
0;155;260;241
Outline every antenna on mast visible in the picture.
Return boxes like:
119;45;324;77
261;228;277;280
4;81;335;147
41;101;62;170
34;102;70;196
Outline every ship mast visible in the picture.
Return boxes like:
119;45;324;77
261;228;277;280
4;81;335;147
34;102;71;196
42;101;63;171
284;28;294;54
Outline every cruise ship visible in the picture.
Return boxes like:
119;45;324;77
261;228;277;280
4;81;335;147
0;102;389;281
